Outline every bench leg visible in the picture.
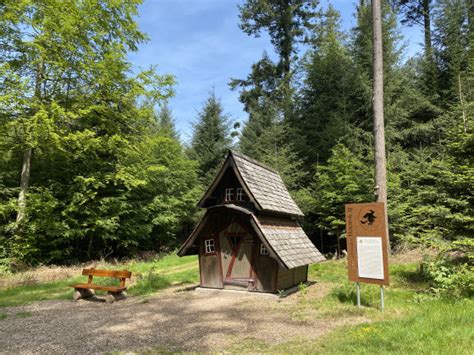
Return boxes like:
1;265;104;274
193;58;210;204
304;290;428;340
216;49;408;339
73;288;95;301
73;289;82;301
106;291;127;303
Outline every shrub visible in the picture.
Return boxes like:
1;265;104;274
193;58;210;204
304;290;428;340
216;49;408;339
421;239;473;299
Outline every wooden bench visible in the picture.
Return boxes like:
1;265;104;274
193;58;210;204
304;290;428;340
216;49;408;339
70;268;132;303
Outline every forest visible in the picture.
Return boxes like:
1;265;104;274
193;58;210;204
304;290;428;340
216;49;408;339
0;0;472;295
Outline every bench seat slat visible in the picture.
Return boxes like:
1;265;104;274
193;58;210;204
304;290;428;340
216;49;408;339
70;283;127;292
82;269;131;278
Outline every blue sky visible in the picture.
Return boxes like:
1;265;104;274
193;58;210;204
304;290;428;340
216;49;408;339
129;0;423;142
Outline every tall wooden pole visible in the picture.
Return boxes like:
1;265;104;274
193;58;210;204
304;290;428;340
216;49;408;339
372;0;390;248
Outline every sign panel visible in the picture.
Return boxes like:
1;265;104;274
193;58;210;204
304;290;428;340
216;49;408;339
345;202;389;285
357;237;384;279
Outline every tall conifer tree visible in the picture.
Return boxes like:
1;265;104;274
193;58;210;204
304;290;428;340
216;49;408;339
292;6;363;167
392;0;437;94
233;0;320;164
157;104;178;139
433;0;470;104
190;92;232;185
238;0;320;118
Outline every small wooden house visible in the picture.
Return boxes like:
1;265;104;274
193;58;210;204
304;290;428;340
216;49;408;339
178;151;325;293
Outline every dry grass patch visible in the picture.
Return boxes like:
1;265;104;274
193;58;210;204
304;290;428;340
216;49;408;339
390;246;438;264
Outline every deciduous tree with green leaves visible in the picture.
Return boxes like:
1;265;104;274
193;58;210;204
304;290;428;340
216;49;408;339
0;0;198;264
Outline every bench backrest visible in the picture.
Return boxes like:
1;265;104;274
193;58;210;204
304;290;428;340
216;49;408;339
82;268;132;279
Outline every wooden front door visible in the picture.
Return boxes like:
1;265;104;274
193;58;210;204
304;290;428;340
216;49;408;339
199;236;223;288
220;234;253;287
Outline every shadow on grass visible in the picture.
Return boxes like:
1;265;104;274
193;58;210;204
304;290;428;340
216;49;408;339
394;269;426;283
331;285;372;307
391;264;429;291
129;269;198;297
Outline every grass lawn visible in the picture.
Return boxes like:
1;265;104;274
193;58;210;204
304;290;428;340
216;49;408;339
231;259;473;354
318;299;473;354
0;252;472;354
233;297;473;354
0;254;198;307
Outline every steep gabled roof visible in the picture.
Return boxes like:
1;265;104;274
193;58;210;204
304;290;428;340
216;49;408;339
198;150;304;217
178;205;324;269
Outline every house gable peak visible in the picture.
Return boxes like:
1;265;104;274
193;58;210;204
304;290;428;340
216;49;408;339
197;150;303;217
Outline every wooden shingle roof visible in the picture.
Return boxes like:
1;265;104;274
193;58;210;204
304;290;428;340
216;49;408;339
252;215;325;269
198;150;304;217
231;151;304;217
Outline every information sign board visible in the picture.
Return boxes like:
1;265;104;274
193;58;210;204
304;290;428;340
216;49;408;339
345;202;389;285
357;237;384;279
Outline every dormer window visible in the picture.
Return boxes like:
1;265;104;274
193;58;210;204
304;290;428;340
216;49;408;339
236;188;245;201
225;188;234;202
260;243;269;256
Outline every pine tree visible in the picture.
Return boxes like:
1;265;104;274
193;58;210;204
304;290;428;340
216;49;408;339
350;0;440;149
392;0;437;95
231;54;306;189
388;118;473;245
351;0;404;121
233;0;321;163
238;0;320;103
190;92;232;185
231;53;282;160
157;104;178;139
292;5;364;167
433;0;470;105
395;0;433;54
308;143;373;244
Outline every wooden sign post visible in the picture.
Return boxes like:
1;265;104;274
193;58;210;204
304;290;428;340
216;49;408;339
345;202;389;310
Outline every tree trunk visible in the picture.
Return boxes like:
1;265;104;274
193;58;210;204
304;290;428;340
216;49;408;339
469;0;473;28
422;0;432;60
16;148;32;223
280;2;293;123
458;74;467;133
16;61;42;225
372;0;390;250
422;0;436;94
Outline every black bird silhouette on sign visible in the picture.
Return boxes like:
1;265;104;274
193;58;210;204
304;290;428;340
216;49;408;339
360;210;376;225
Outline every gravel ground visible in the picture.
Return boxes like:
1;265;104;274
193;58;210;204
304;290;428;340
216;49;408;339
0;284;364;354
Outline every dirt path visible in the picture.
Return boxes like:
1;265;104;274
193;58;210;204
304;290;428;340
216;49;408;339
0;284;365;354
